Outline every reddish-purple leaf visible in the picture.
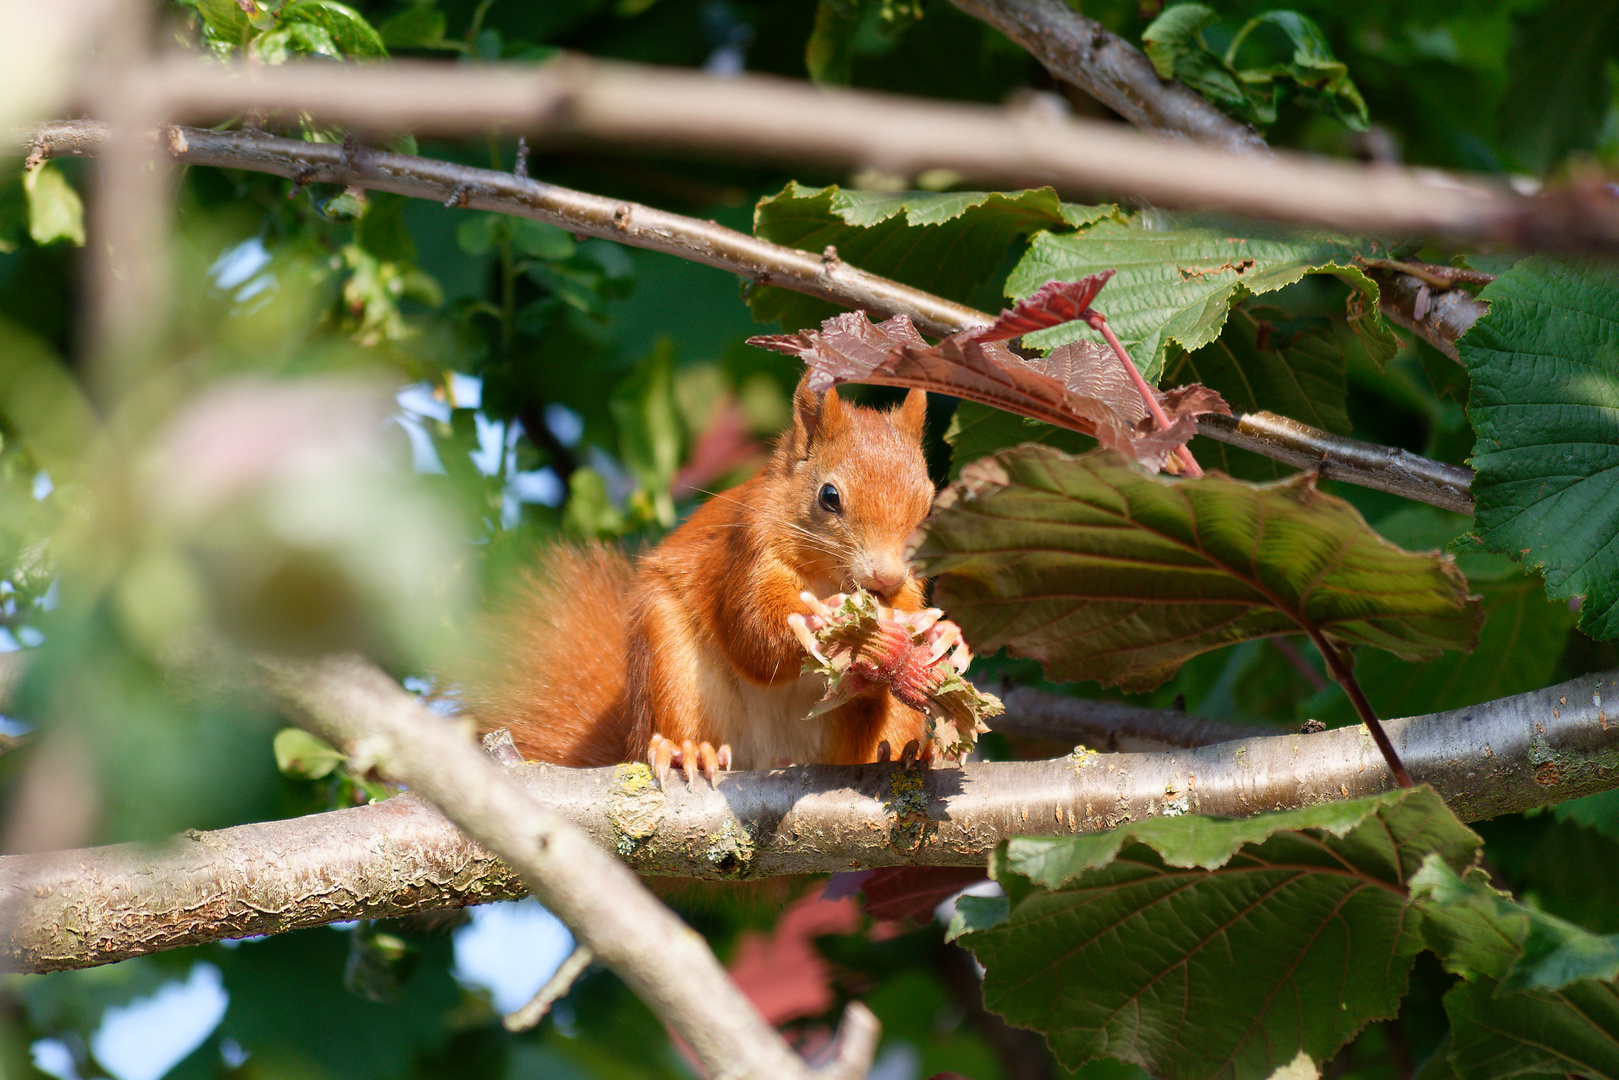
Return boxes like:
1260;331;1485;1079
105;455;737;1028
859;866;989;922
964;271;1116;343
748;286;1229;473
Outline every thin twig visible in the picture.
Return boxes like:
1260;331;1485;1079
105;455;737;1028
1358;258;1495;291
1310;633;1413;788
24;120;1479;512
1196;412;1474;513
1086;310;1203;477
947;0;1269;154
1362;268;1489;364
503;943;594;1032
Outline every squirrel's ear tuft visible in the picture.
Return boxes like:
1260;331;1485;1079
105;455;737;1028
789;372;824;458
789;371;850;457
892;388;926;440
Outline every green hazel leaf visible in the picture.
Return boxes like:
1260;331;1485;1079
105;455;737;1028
1143;4;1268;124
749;183;1109;331
1006;217;1384;381
960;787;1480;1080
1457;256;1619;641
1412;855;1619;992
278;1;388;58
1161;306;1349;481
253;20;341;62
511;219;576;261
1142;3;1220;81
1444;976;1619;1080
216;926;460;1079
1409;857;1531;982
455;212;503;256
1228;12;1370;131
1497;0;1619;174
913;447;1481;693
23;163;85;247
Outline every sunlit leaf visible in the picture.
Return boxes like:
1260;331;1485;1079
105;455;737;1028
1006;216;1387;380
23;162;84;247
750;183;1112;330
1458;256;1619;640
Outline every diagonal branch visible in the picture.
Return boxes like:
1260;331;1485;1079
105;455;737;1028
26;119;1475;513
257;654;876;1080
947;0;1270;154
4;666;1613;974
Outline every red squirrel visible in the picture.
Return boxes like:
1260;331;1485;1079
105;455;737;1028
467;376;936;783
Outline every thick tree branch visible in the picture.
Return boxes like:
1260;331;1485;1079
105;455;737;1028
26;119;1477;513
257;655;874;1080
947;0;1269;154
49;55;1619;251
5;667;1613;974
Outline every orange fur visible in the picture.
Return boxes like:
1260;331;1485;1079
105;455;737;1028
469;378;936;771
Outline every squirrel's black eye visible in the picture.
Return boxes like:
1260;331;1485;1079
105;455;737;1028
818;482;842;514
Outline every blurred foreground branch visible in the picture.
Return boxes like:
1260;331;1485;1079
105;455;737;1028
56;55;1619;251
261;655;877;1080
26;119;1476;512
4;666;1613;974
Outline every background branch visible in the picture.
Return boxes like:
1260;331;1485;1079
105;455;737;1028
1363;267;1489;362
947;0;1270;154
27;119;1476;513
6;666;1613;975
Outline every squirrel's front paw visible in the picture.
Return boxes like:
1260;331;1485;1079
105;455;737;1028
648;733;732;787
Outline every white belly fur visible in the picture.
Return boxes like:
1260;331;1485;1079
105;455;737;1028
693;648;831;768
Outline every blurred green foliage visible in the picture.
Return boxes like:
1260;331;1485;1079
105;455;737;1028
1;0;1616;1079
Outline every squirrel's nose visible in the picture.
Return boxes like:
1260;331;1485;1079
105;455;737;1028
858;563;909;597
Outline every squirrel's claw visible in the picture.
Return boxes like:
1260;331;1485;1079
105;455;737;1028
696;740;730;784
648;735;676;787
647;733;732;788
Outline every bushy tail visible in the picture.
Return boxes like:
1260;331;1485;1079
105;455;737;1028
461;543;635;766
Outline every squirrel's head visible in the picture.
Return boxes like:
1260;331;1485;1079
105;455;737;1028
771;373;933;602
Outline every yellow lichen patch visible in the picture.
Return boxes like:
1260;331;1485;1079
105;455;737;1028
1068;745;1099;771
887;766;929;820
613;762;654;796
608;763;664;859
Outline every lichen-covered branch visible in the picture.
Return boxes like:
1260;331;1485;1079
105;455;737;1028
26;120;1476;512
5;668;1612;975
947;0;1269;154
